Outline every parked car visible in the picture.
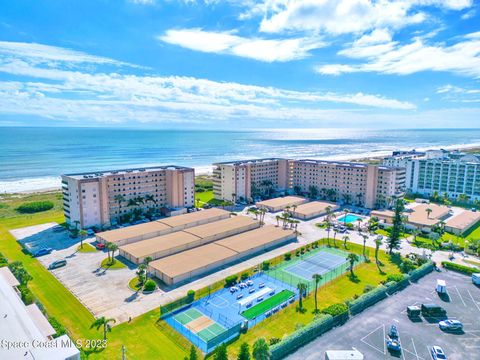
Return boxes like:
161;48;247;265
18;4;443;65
86;229;95;236
95;243;105;250
436;279;447;294
48;259;67;270
407;305;421;318
439;319;463;331
388;324;399;339
431;346;447;359
421;303;446;317
52;225;65;233
386;338;401;352
34;248;53;257
472;273;480;285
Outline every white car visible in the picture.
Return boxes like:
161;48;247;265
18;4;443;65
239;282;247;289
439;319;463;331
229;286;239;293
431;346;447;360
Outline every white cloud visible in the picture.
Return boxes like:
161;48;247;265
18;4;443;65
461;9;476;19
316;32;480;77
436;84;480;102
158;28;324;62
128;0;155;4
256;0;471;35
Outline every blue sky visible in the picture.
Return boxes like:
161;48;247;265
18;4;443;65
0;0;479;128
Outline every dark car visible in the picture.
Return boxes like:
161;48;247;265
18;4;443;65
48;259;67;270
407;305;421;318
421;303;446;317
388;324;399;339
34;248;53;257
386;339;401;352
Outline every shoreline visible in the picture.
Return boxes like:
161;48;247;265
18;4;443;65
2;144;480;196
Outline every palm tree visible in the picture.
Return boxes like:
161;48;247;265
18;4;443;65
137;264;147;286
342;235;349;249
275;215;280;227
78;229;88;249
144;194;156;210
312;274;322;314
105;242;112;262
342;193;351;205
374;237;382;268
297;282;307;311
231;193;237;203
252;338;270;360
361;233;368;260
346;253;359;277
326;225;331;247
90;317;116;340
73;220;80;230
259;208;267;225
332;229;338;248
342;208;349;226
356;218;362;232
356;193;363;206
107;243;118;264
127;198;138;208
426;207;432;219
114;194;125;217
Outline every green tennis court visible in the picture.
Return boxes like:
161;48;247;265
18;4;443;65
197;322;226;341
173;308;203;325
241;289;295;319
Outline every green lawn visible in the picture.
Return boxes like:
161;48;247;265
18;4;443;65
100;257;127;269
0;192;189;359
77;243;97;253
242;290;295;319
195;190;214;204
128;277;142;291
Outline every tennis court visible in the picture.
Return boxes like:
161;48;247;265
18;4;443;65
197;323;226;341
242;289;295;319
284;251;348;281
173;307;203;325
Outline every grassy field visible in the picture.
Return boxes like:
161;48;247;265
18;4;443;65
0;192;189;359
100;257;127;269
77;243;97;253
242;290;295;319
226;242;404;359
195;190;215;204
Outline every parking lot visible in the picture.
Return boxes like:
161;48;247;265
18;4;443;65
287;270;480;360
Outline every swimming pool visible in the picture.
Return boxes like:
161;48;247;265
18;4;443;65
337;214;362;224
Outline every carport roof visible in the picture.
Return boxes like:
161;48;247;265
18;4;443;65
119;231;201;259
149;243;238;278
96;221;172;243
157;208;229;228
292;201;338;216
215;225;294;253
445;210;480;231
183;216;258;238
256;196;306;209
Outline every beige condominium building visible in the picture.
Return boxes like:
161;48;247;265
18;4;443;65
62;165;195;229
292;160;405;209
212;158;293;202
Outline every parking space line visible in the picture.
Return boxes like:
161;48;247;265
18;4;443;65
467;289;480;312
454;286;466;307
411;338;420;360
397;331;406;360
360;324;385;355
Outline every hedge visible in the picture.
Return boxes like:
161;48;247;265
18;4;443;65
16;201;54;214
442;261;478;275
409;261;434;281
0;252;8;267
321;303;348;317
347;284;388;315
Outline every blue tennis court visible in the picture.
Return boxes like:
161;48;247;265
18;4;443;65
284;251;348;281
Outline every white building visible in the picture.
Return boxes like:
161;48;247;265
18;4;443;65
382;150;425;168
62;165;195;229
0;267;80;360
404;150;480;202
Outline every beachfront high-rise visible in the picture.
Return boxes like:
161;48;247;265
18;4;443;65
212;158;293;202
213;158;404;208
292;160;405;209
402;150;480;202
62;165;195;228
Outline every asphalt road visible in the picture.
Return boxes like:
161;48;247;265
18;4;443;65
286;270;480;360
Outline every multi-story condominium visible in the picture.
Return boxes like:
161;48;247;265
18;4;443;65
62;165;195;228
382;150;426;168
212;158;293;202
405;150;480;202
292;160;405;209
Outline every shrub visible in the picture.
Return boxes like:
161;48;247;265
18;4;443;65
225;274;238;287
363;284;375;293
18;284;34;305
48;316;67;338
16;201;54;214
241;272;250;280
261;261;270;271
321;303;348;317
284;253;292;261
269;337;281;345
187;290;195;302
386;274;407;283
399;258;416;274
143;279;156;292
442;261;478;275
0;252;8;267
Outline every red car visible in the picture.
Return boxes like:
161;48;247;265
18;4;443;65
95;243;105;250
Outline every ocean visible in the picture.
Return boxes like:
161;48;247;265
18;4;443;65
1;127;480;193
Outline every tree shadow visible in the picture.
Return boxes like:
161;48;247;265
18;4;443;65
83;344;106;357
348;274;360;283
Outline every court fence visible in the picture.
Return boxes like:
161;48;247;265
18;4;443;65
160;292;194;316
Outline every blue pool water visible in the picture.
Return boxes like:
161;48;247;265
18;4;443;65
337;214;362;224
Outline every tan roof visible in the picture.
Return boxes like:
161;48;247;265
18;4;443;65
406;203;450;226
256;196;306;208
119;231;201;259
158;208;230;228
149;243;238;278
445;210;480;230
293;201;338;216
184;216;258;238
215;225;294;253
370;209;395;218
96;221;172;243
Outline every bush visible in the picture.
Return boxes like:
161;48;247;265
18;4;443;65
262;261;270;271
386;274;407;283
187;290;195;302
442;261;478;275
399;258;416;274
16;201;54;214
284;253;292;261
363;284;375;293
48;316;67;338
321;303;348;317
143;279;156;292
0;252;8;267
225;274;238;287
269;337;281;345
18;284;35;305
241;272;250;280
